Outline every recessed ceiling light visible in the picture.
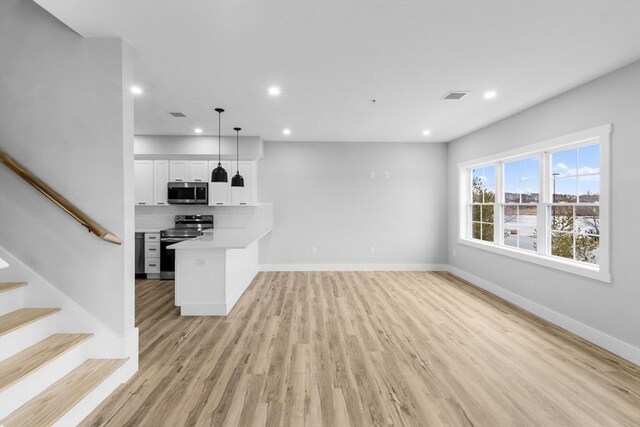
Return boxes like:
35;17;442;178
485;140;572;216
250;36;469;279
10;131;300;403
422;130;431;136
484;90;497;99
130;86;143;95
268;86;281;96
194;128;203;134
282;128;291;135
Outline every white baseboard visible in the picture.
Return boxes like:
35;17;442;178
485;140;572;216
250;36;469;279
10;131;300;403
446;265;640;365
120;327;139;382
259;263;448;272
181;303;227;316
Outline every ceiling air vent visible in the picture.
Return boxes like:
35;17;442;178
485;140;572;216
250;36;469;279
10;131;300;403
169;112;187;117
442;91;470;100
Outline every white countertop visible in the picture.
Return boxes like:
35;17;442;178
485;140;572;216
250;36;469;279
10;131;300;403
167;227;272;250
136;228;163;234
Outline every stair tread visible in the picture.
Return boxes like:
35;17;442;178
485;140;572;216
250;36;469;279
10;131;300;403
1;358;127;427
0;282;27;293
0;308;61;336
0;333;94;392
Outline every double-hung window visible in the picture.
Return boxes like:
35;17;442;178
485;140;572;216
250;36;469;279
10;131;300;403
458;125;611;282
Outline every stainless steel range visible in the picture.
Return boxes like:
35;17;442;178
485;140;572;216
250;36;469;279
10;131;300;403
160;215;213;280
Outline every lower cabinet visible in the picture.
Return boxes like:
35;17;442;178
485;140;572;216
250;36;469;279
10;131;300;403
144;233;161;277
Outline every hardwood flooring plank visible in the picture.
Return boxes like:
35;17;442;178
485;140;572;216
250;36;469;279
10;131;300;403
79;274;640;427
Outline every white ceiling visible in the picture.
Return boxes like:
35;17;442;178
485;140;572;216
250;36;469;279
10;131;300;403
35;0;640;142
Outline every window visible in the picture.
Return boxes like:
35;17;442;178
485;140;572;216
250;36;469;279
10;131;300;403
503;157;539;251
550;145;601;264
458;124;611;282
471;166;495;242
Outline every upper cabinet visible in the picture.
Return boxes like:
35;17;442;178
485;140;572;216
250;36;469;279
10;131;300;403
169;160;187;182
135;158;259;207
134;160;154;205
188;161;209;182
170;160;208;182
135;160;170;206
230;161;255;206
208;161;231;206
153;160;169;205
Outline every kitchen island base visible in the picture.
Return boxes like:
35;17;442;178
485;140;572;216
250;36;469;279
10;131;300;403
172;228;270;316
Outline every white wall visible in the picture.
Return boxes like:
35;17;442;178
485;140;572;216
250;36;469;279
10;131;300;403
0;0;135;336
447;61;640;355
258;141;448;268
134;135;263;160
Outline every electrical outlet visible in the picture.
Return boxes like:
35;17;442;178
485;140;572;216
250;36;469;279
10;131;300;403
370;171;375;179
196;258;206;265
369;246;375;254
384;171;390;178
312;246;317;254
452;249;457;257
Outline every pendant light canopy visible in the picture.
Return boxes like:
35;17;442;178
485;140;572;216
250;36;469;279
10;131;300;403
231;127;244;187
211;107;228;183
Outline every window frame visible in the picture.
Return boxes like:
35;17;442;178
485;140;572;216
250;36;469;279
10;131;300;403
458;124;612;283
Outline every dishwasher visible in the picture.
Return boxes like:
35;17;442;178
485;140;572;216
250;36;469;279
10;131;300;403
135;232;146;278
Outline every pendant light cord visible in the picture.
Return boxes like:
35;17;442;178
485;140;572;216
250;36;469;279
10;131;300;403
218;111;221;165
236;129;239;173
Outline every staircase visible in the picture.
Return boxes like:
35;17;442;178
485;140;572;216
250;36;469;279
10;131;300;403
0;282;127;426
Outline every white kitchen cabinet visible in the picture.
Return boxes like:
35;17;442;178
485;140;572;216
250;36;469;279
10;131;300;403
170;160;209;182
134;160;154;206
231;161;254;206
144;232;161;277
144;259;160;274
188;161;209;182
169;160;188;182
145;241;161;258
208;161;231;205
153;160;169;205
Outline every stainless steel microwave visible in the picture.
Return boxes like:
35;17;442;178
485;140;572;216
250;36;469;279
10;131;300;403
167;182;208;204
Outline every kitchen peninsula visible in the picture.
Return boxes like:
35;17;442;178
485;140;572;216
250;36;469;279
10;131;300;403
169;227;272;316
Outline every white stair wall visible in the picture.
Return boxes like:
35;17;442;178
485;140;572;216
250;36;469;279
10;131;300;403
0;285;24;315
0;246;138;380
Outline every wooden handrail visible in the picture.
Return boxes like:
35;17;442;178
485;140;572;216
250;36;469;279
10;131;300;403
0;150;122;245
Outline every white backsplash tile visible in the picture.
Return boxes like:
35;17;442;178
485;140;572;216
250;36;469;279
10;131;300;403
135;203;273;230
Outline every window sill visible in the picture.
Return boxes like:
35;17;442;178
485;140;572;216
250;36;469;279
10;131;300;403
457;238;611;283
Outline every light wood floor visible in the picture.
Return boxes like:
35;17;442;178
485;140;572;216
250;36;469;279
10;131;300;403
81;272;640;427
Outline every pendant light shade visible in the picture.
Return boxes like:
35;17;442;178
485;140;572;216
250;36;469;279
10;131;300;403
231;127;244;187
211;108;228;183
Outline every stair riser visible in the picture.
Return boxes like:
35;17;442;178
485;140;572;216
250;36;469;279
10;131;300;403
0;288;24;316
0;314;58;361
52;366;123;427
0;341;89;420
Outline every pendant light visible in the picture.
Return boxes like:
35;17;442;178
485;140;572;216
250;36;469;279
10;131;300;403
211;108;228;183
231;127;244;187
